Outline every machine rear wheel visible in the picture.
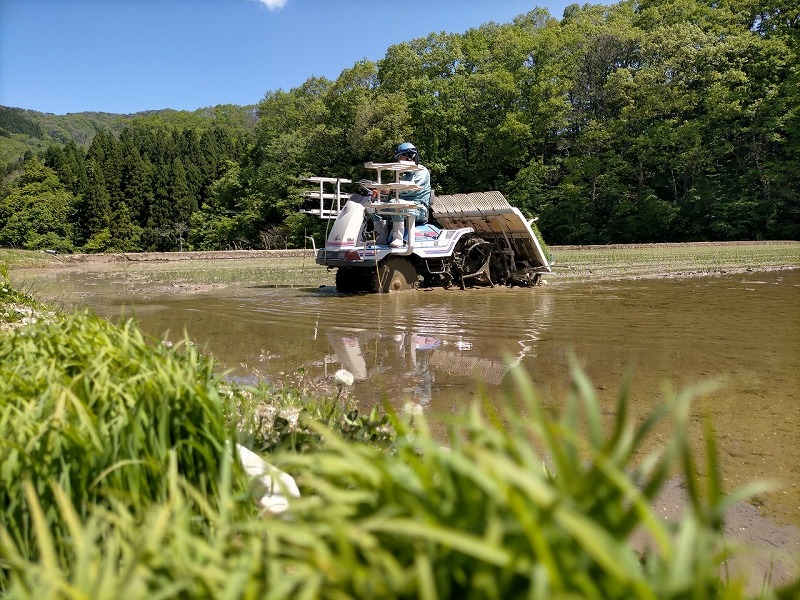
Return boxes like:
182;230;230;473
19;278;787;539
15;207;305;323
372;256;418;293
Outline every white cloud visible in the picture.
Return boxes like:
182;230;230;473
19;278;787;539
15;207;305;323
252;0;288;11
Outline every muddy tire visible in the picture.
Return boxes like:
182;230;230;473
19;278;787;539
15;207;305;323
372;256;418;293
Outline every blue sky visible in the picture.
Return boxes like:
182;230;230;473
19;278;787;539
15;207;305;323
0;0;572;115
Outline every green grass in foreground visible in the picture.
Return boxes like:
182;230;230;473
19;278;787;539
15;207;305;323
0;268;798;599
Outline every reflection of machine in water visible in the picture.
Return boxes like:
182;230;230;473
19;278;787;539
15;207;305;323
428;351;509;386
326;327;441;405
323;292;553;406
326;328;370;380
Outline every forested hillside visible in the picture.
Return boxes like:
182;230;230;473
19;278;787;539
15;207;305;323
0;107;120;165
1;0;797;252
0;105;257;165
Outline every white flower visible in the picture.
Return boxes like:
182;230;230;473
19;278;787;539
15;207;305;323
334;369;354;387
404;402;423;416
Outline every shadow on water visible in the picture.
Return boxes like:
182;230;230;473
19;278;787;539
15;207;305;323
19;268;800;527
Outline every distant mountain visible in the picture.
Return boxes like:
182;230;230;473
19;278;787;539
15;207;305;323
0;104;258;164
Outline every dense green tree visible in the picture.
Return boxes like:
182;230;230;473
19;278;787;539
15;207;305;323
145;174;176;251
108;201;142;252
0;159;74;251
43;141;88;197
169;157;197;225
321;60;387;168
86;130;124;208
189;160;248;250
73;160;111;247
236;77;335;247
119;146;153;225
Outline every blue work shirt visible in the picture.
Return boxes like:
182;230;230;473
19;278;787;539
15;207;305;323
399;164;432;223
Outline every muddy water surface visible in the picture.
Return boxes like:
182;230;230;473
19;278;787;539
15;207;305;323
22;268;800;526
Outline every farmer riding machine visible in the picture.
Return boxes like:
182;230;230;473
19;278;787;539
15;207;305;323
301;161;551;293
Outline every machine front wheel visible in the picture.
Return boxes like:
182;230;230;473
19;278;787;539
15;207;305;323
336;267;370;294
372;256;418;293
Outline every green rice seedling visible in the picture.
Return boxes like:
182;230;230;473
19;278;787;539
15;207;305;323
0;306;248;570
0;273;394;595
0;450;276;600
548;242;800;282
1;360;796;598
90;257;334;288
234;378;396;455
258;362;789;599
529;221;550;263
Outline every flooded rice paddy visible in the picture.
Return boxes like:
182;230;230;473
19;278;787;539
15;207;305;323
20;266;800;526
